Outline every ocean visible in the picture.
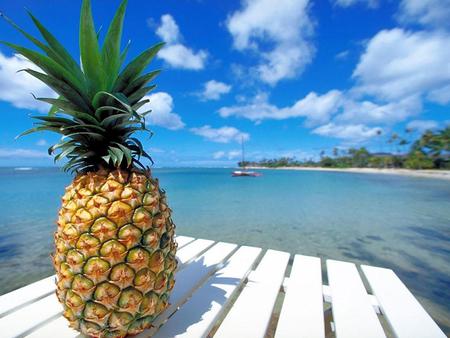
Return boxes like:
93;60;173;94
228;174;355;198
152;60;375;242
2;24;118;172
0;167;449;332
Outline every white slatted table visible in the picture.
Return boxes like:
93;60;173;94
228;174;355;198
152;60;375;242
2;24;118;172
0;236;446;338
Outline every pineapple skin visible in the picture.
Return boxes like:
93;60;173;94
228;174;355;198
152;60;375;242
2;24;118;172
53;169;177;338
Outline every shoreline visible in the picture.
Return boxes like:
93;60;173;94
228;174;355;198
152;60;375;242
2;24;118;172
246;166;450;181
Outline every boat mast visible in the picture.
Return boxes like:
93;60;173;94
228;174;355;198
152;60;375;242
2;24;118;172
241;136;245;170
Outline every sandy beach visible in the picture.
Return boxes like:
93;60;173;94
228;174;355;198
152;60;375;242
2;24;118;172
247;166;450;180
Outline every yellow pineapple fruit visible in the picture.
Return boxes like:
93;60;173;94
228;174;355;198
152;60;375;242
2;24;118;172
2;0;178;336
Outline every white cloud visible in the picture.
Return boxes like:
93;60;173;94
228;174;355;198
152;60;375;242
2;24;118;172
406;120;439;132
190;125;250;143
428;85;450;105
0;148;49;158
158;45;207;70
138;92;185;130
212;151;226;159
227;150;241;159
212;150;241;160
156;14;207;70
226;0;315;85
335;50;349;60
353;29;450;102
219;90;343;127
398;0;450;28
313;123;382;141
36;139;48;146
155;14;180;44
333;0;379;8
337;95;422;124
0;52;56;112
219;87;424;131
200;80;232;101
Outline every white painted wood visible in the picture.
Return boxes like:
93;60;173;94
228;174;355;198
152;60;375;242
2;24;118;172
322;284;381;314
136;241;238;337
0;293;61;338
136;242;237;338
176;235;195;249
0;276;55;318
362;265;446;338
26;241;236;338
327;260;386;338
275;255;325;338
152;246;262;338
177;239;215;267
25;317;79;338
1;238;444;338
214;249;290;338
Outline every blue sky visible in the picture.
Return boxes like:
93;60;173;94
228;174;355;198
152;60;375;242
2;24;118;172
0;0;449;167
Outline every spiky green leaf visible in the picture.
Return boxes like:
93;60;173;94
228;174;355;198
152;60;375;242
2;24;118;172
102;0;127;90
80;0;104;94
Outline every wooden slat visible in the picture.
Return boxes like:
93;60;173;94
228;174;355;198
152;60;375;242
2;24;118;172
0;276;55;318
322;284;381;314
151;245;262;338
26;241;236;338
177;239;215;267
275;255;325;338
176;235;195;248
25;317;78;338
327;260;386;338
214;249;290;338
362;265;446;338
136;241;238;337
0;293;61;338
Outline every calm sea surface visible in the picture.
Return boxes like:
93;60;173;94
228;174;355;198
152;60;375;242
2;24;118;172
0;167;449;332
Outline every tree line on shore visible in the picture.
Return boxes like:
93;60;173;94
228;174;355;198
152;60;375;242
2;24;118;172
239;126;449;170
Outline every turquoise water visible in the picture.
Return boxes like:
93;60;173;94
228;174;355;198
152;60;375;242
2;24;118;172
0;167;449;332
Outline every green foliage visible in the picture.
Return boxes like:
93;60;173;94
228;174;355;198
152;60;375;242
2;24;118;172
1;0;161;172
404;151;435;169
240;127;449;171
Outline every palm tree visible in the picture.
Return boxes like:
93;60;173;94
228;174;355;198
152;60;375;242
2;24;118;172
388;132;399;154
332;147;339;158
376;129;383;153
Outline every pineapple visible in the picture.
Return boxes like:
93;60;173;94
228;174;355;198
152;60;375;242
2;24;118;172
1;1;177;337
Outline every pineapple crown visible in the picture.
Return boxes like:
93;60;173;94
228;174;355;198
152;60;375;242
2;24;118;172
1;0;162;173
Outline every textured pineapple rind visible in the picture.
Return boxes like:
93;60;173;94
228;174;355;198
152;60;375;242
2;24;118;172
53;169;177;338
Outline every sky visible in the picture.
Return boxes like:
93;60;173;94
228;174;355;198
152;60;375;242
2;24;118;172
0;0;449;167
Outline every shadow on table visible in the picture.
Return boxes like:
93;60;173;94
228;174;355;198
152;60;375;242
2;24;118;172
152;256;242;337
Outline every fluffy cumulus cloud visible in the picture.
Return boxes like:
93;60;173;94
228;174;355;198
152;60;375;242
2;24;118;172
200;80;232;101
333;0;379;8
313;123;382;141
190;125;250;143
0;52;56;112
398;0;450;28
155;14;207;70
138;92;185;130
353;29;450;102
337;95;422;125
227;0;315;85
219;90;343;127
406;120;439;132
218;88;424;141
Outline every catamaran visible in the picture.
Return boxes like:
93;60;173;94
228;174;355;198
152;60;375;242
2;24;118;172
231;138;261;177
